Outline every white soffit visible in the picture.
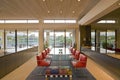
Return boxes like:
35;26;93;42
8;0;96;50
78;0;120;25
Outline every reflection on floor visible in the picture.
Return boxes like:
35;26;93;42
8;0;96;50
90;47;120;59
107;53;120;59
50;48;70;54
82;48;120;80
1;55;114;80
86;58;114;80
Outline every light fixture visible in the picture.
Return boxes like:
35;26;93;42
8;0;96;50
0;20;4;23
60;10;62;14
28;20;39;23
54;20;65;23
0;20;39;24
65;20;76;23
43;0;45;2
72;11;75;13
78;0;80;2
5;20;27;23
43;19;76;23
118;3;120;5
97;20;116;23
60;0;63;2
48;10;50;13
44;20;54;23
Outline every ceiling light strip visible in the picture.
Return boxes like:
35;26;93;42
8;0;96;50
5;20;27;23
27;20;39;23
44;20;54;23
0;20;39;23
97;20;115;23
44;20;76;23
0;20;5;23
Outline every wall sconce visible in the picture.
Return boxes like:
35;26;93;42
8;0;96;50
83;38;86;41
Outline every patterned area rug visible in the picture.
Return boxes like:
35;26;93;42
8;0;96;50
26;55;96;80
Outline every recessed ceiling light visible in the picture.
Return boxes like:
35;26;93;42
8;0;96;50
118;3;120;5
48;11;50;13
72;11;75;13
43;0;45;2
60;10;62;14
60;0;63;2
78;0;80;2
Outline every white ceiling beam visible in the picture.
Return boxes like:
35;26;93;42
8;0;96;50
78;0;120;25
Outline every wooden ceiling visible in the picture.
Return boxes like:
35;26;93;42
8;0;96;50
101;7;120;20
0;0;100;21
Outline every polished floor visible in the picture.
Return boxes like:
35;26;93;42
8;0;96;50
107;53;120;59
82;48;120;80
1;55;114;80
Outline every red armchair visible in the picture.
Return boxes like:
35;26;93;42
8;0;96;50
36;54;51;67
71;48;76;56
70;47;73;53
47;48;51;53
42;51;47;59
42;50;52;59
71;54;87;68
73;50;80;60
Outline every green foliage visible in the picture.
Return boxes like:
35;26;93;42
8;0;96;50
102;42;107;49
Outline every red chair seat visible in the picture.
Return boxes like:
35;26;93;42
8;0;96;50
71;54;87;68
37;60;51;66
73;50;80;60
36;53;51;67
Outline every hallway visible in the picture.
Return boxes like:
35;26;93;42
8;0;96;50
1;55;114;80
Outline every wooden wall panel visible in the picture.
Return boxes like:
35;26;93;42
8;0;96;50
0;47;38;79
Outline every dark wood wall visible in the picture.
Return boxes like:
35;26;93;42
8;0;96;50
0;47;38;79
79;25;91;47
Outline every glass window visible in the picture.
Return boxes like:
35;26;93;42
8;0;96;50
107;30;115;53
44;30;54;49
66;30;74;54
44;30;75;55
5;30;15;53
28;30;39;48
91;30;95;51
66;30;73;48
17;31;27;51
0;30;4;56
100;31;106;53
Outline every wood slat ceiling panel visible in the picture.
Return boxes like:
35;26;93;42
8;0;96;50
0;0;100;20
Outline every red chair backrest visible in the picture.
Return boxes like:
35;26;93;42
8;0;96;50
70;47;73;53
36;54;43;65
47;48;50;53
36;54;43;60
74;50;80;60
72;48;76;55
79;54;87;61
45;49;48;54
42;50;47;58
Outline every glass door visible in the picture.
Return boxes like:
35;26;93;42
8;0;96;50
100;31;106;53
44;30;75;55
54;31;65;55
107;30;115;53
91;30;96;51
6;30;15;53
